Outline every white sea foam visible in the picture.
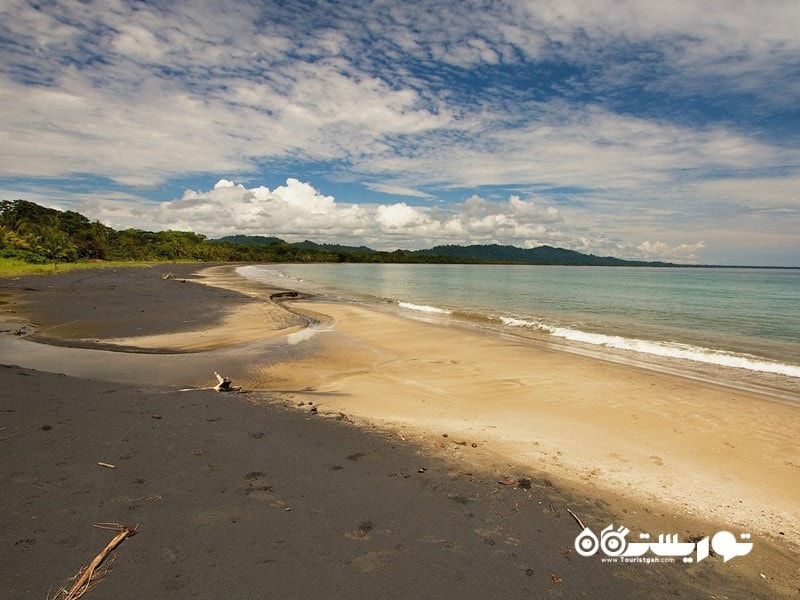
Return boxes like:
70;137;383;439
500;316;551;330
238;266;800;380
398;301;451;315
500;317;800;378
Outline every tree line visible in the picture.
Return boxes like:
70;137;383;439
1;199;681;268
0;199;461;267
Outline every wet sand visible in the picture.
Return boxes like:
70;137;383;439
1;264;798;599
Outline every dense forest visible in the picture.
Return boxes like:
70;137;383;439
0;199;676;267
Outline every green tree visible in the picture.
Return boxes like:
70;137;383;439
35;225;77;270
0;199;52;229
0;225;29;251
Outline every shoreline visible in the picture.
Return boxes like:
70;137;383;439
262;299;800;535
237;264;800;399
228;264;800;595
1;263;798;598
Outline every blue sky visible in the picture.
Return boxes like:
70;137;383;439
1;0;798;265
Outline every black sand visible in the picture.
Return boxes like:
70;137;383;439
0;265;785;599
0;264;254;341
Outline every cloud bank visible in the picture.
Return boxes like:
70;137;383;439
77;178;707;262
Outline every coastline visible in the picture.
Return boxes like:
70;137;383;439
238;263;800;400
1;263;798;598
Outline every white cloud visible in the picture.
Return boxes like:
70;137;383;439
2;0;796;190
76;179;573;249
692;175;800;209
376;203;429;230
0;1;452;185
1;0;797;264
67;177;719;262
633;240;707;262
356;105;797;205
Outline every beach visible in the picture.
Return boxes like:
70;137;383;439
1;264;798;599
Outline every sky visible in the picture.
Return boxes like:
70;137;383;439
1;0;799;265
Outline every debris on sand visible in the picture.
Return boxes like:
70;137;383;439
213;372;242;393
53;523;137;600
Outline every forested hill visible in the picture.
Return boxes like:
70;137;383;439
224;237;678;266
214;234;284;246
412;244;675;266
225;239;673;265
1;198;678;267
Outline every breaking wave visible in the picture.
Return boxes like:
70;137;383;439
237;265;800;380
398;301;452;315
499;317;800;378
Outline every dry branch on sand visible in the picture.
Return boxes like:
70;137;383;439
566;508;586;530
179;372;243;393
213;372;242;393
51;523;137;600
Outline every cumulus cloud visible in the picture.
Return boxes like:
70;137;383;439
78;179;572;249
68;177;716;262
633;240;707;262
376;203;429;230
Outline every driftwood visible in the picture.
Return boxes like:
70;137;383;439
213;372;242;393
96;462;117;470
566;508;586;530
55;523;137;600
178;372;243;393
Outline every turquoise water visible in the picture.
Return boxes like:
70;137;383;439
239;264;800;378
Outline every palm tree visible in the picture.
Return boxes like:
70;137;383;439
36;226;76;271
0;225;29;251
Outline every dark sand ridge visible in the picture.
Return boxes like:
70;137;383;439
0;264;798;598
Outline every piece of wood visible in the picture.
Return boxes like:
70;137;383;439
97;462;116;469
566;507;586;530
213;372;241;393
179;373;243;393
60;523;137;600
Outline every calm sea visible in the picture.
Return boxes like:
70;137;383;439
239;264;800;380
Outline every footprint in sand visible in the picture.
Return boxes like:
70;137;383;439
648;455;665;466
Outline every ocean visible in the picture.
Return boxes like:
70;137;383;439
238;264;800;384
